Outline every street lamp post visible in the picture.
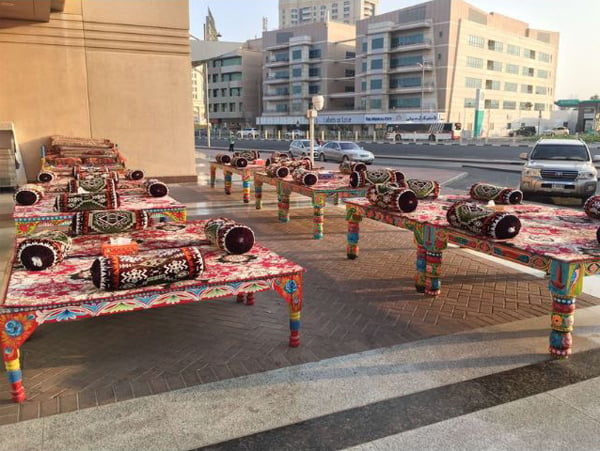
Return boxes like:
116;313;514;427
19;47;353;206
417;62;425;120
307;95;324;167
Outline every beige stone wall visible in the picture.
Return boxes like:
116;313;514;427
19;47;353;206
0;0;195;182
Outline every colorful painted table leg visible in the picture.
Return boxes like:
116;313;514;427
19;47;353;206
413;224;447;296
255;179;263;210
415;244;427;293
312;194;327;239
346;206;362;259
333;193;340;206
0;313;38;403
278;187;291;223
224;170;233;195
241;171;251;203
548;261;583;359
210;165;216;188
273;274;303;348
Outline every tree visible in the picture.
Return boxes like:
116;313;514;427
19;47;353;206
591;94;599;100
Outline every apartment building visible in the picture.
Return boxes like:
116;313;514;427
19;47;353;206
191;66;206;125
279;0;378;27
355;0;559;136
258;22;356;135
205;39;263;131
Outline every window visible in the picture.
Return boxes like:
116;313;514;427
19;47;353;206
345;69;355;77
485;80;500;90
507;44;520;56
230;88;241;96
522;67;534;77
371;59;383;70
520;102;533;110
309;48;321;58
371;37;384;50
370;98;382;109
292;49;302;60
309;67;320;77
468;35;484;48
506;63;519;74
361;81;367;91
504;82;518;92
391;33;424;47
229;102;236;112
466;56;483;69
389;97;420;108
222;57;242;66
521;84;533;94
503;101;516;110
484;99;499;109
390;76;421;88
535;86;548;95
309;85;320;94
390;55;422;68
291;67;302;78
464;98;476;107
212;89;218;97
537;69;549;79
465;77;482;88
345;51;356;59
534;103;546;111
524;49;536;59
361;61;367;72
362;39;367;52
487;60;502;71
488;40;503;52
538;52;551;63
370;79;383;90
292;85;302;95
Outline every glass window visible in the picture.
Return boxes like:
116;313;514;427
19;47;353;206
389;97;420;108
371;37;384;50
362;39;367;52
485;80;500;90
484;99;499;109
522;67;535;77
292;49;302;60
504;82;518;92
371;59;383;70
507;44;520;56
538;52;551;63
390;76;421;88
309;48;321;58
465;77;482;88
466;56;483;69
488;40;503;52
506;64;519;74
370;98;382;109
464;98;476;107
535;86;548;95
503;101;516;110
534;103;546;111
370;79;383;90
309;67;320;77
537;69;549;79
391;33;424;48
521;84;533;93
309;85;320;94
390;55;423;68
468;35;484;48
292;67;302;78
222;57;242;66
361;61;367;72
292;85;302;95
487;60;502;71
519;102;533;110
361;81;367;91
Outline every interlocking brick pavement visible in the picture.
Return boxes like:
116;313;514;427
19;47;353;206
1;181;598;424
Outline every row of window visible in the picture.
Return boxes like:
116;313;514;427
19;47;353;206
211;57;242;68
466;56;550;78
210;73;243;83
464;77;552;95
209;87;242;98
209;103;244;113
464;98;549;111
468;35;552;62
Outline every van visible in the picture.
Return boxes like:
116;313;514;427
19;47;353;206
519;138;600;201
509;126;537;137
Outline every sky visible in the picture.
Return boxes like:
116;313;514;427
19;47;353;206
188;0;599;100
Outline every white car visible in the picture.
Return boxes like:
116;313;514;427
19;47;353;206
284;129;305;139
288;140;321;159
542;126;570;137
319;141;374;164
236;128;259;139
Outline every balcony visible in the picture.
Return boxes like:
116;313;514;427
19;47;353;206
265;56;290;68
264;75;290;85
389;62;434;75
389;39;433;54
388;83;435;95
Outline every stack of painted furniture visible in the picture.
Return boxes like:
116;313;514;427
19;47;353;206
209;150;266;203
13;136;186;235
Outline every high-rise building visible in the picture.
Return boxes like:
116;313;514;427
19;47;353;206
279;0;378;28
355;0;559;136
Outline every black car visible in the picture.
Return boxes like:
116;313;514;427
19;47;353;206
508;126;537;137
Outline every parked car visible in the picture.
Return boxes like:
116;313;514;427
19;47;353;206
288;139;321;159
284;129;305;139
508;126;537;137
318;141;374;164
519;138;599;201
542;126;570;137
236;128;258;139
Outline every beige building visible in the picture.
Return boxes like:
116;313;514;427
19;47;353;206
258;21;356;134
192;66;206;126
0;0;196;182
356;0;559;136
205;39;263;132
279;0;378;27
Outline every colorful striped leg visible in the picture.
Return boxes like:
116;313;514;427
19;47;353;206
333;193;340;205
255;180;263;210
278;189;291;223
246;293;255;305
415;245;427;293
241;172;251;203
288;303;301;348
224;171;233;195
313;205;325;239
236;293;245;303
210;165;216;188
5;352;25;403
548;261;583;358
413;224;447;297
0;313;38;403
346;206;362;259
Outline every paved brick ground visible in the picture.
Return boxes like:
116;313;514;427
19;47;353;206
1;181;598;424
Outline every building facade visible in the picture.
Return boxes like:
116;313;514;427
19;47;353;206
355;0;559;136
205;39;263;132
279;0;378;27
0;0;196;181
258;22;356;135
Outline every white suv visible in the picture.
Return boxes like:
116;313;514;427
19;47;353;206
236;128;258;139
520;138;599;201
